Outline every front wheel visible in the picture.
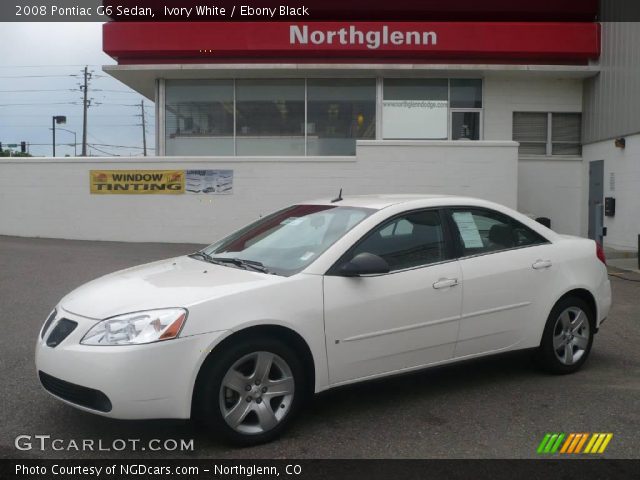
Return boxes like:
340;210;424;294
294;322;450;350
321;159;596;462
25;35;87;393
194;337;305;446
536;296;594;374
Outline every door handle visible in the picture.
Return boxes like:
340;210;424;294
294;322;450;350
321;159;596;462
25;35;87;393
532;259;553;270
433;278;459;289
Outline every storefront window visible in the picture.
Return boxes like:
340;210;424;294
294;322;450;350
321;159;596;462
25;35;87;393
307;79;376;156
164;77;484;156
450;79;483;108
165;80;234;156
452;111;481;140
382;79;449;140
235;79;305;156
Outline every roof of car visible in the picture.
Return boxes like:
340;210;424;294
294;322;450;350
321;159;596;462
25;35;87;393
305;194;482;210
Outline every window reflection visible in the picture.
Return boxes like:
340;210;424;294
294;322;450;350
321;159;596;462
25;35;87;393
307;79;376;156
165;80;234;156
235;79;305;156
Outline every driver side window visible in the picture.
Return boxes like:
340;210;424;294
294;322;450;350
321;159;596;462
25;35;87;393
350;210;448;271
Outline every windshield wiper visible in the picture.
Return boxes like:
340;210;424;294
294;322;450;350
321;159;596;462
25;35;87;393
190;252;271;273
188;251;216;263
209;257;271;274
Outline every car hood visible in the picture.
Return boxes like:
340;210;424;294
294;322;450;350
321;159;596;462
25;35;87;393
59;256;278;320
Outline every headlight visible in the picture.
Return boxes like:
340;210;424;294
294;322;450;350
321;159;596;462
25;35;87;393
80;308;187;346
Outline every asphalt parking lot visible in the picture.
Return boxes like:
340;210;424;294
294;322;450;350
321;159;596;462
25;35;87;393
1;235;639;459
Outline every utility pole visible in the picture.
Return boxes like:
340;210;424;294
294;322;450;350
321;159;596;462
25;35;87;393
80;66;92;156
140;100;147;156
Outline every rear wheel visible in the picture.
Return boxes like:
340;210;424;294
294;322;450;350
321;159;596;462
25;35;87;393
536;296;594;374
194;337;305;446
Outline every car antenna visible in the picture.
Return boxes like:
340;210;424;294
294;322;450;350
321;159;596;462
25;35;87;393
331;188;343;203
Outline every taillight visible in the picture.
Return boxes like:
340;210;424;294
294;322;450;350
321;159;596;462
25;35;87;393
596;241;607;265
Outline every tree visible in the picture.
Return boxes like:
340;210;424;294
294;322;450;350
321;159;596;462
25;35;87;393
0;148;33;157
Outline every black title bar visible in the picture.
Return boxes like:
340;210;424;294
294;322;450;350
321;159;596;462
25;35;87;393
2;0;640;22
2;459;640;480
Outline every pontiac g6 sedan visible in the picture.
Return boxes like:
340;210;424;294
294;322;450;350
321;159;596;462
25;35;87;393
36;195;611;445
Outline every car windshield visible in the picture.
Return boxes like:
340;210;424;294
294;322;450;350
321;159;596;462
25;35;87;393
199;205;374;276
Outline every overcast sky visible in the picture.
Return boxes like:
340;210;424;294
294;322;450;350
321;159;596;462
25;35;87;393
0;23;154;157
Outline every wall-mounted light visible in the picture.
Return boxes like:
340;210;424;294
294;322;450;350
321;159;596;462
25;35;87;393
614;137;626;149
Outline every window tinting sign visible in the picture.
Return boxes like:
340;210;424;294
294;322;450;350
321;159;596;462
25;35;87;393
186;170;233;194
382;100;448;139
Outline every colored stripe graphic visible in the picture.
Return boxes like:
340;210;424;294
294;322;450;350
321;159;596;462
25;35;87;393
537;433;565;454
550;433;565;453
560;433;575;453
539;433;613;454
574;433;589;453
598;434;613;453
584;433;614;454
537;434;552;454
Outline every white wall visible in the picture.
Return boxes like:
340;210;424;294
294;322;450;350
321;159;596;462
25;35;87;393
483;74;585;236
517;158;583;236
484;74;584;140
0;141;518;243
582;134;640;251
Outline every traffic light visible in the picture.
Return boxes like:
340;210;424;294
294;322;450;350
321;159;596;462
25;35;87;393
20;141;26;153
0;142;3;151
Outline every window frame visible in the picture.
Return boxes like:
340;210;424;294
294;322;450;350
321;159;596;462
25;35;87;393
513;112;582;157
380;78;485;142
443;206;551;260
326;207;459;276
450;108;483;141
550;112;582;156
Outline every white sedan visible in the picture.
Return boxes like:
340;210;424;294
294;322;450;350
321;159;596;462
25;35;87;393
36;195;611;445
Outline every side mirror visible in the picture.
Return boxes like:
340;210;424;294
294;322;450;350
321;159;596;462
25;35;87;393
339;252;390;277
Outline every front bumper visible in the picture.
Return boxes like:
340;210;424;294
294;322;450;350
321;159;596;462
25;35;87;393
35;308;228;419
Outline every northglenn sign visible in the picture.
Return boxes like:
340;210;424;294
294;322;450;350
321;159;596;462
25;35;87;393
103;22;600;63
290;25;438;50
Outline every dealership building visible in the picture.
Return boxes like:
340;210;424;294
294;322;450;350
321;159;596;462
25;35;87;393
1;1;638;254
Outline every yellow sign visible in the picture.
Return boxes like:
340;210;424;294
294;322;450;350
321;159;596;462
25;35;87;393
90;170;185;194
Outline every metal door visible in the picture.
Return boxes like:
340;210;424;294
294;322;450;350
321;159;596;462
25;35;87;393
588;160;604;244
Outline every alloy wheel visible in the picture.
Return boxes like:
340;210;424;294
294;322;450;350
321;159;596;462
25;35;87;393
219;351;295;435
552;307;590;365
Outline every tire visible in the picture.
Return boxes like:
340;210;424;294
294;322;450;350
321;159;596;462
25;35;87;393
535;296;595;374
194;336;305;446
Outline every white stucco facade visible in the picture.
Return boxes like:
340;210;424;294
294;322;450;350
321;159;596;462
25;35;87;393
0;71;598;243
582;134;640;251
0;142;519;244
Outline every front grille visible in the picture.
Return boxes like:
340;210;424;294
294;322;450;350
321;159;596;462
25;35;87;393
39;371;112;412
46;319;77;347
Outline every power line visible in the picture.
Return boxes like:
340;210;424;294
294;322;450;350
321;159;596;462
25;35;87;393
0;89;78;93
88;145;121;156
1;114;155;118
0;74;80;79
5;121;155;127
90;143;154;150
0;64;106;68
94;89;140;94
93;102;154;107
3;142;155;150
0;102;80;107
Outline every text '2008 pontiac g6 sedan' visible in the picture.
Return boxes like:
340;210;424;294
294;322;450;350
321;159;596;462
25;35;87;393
36;195;611;445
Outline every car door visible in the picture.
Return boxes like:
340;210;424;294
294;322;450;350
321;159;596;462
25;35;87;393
323;209;463;385
447;207;554;358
